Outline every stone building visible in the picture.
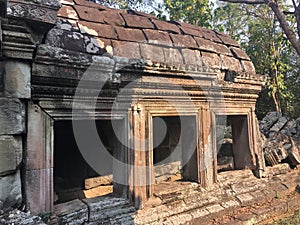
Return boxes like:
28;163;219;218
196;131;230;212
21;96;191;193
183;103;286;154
0;0;265;221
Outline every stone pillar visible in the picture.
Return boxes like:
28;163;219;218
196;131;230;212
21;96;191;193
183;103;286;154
25;102;54;214
199;106;216;188
127;104;150;209
251;110;266;177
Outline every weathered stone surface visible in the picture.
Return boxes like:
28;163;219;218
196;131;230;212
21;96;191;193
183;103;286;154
220;55;242;71
221;199;240;209
202;51;221;69
57;5;78;20
0;61;4;92
270;116;288;132
260;111;282;136
170;34;197;48
180;26;202;37
0;98;25;135
195;37;232;56
140;44;165;62
7;0;59;25
151;20;181;34
0;209;46;225
260;112;300;167
200;29;222;43
115;27;146;42
46;28;85;52
74;0;108;9
85;174;113;189
5;60;31;99
112;41;141;59
163;47;183;65
78;21;117;39
0;170;22;211
235;193;255;207
230;47;250;60
205;204;224;214
25;168;53;214
217;156;234;172
143;29;173;46
54;199;88;225
182;49;202;65
122;13;154;29
241;60;256;74
0;135;22;175
74;5;105;23
82;196;135;222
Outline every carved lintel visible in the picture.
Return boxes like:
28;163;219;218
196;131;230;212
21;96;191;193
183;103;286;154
7;0;60;25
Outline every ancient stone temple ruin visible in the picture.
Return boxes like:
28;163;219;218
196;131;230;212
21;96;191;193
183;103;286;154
0;0;266;222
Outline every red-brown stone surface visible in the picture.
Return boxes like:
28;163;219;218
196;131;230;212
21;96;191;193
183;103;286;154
143;29;172;46
121;13;154;29
51;0;257;75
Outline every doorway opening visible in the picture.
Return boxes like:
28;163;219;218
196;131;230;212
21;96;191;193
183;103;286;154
152;116;198;184
54;120;123;204
216;115;252;172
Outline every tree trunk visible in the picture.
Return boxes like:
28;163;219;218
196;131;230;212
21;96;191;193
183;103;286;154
220;0;300;57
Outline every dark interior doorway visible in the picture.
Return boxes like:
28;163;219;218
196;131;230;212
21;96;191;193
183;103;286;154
217;115;252;172
152;116;198;183
54;120;120;203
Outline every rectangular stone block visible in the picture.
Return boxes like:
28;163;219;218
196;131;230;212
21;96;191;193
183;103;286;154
54;199;88;225
0;170;22;211
26;102;53;170
0;135;22;175
5;60;31;98
25;168;53;214
0;98;25;135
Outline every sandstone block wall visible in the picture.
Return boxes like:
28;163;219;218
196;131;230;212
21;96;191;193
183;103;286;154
0;56;31;211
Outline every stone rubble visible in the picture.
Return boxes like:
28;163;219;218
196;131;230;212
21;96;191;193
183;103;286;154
259;112;300;167
0;164;298;225
0;209;46;225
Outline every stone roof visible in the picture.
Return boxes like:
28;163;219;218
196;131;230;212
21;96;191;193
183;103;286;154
45;0;257;77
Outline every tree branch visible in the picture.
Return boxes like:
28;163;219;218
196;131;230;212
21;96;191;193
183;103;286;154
220;0;300;57
220;0;265;4
267;0;300;56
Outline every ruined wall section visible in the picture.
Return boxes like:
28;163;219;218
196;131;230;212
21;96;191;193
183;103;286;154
0;0;60;212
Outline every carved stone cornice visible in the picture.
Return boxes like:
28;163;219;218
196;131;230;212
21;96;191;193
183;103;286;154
7;0;60;25
1;19;36;59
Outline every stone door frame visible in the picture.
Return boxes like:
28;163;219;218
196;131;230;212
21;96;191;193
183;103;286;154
211;106;262;173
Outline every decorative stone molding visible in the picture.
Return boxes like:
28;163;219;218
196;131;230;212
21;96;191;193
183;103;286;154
7;0;60;25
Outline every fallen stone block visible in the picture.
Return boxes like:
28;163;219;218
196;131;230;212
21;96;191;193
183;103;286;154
84;174;113;189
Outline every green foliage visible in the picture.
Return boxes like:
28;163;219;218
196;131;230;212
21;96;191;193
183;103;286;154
213;2;300;118
163;0;213;28
39;212;51;223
